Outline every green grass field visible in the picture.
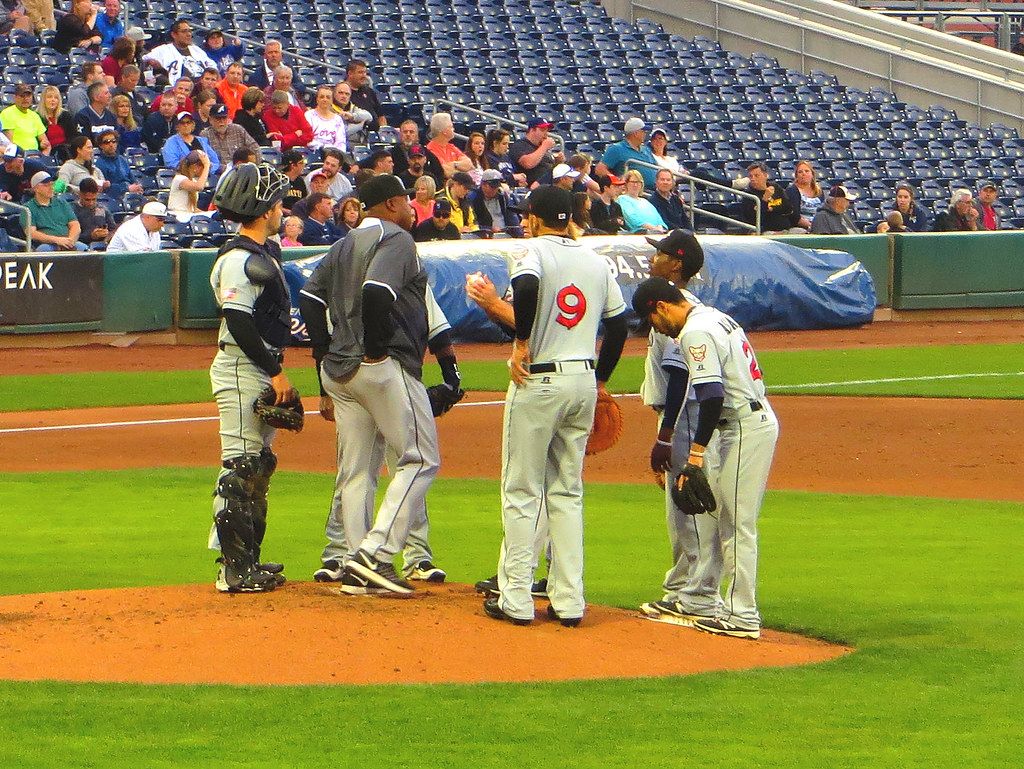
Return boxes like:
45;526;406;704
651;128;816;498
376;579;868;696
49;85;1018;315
2;343;1023;411
0;470;1021;769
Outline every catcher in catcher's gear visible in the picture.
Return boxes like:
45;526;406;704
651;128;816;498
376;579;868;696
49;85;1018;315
632;276;779;641
208;162;295;594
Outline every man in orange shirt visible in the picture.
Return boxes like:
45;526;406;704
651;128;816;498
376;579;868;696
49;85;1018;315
425;112;472;179
217;62;247;119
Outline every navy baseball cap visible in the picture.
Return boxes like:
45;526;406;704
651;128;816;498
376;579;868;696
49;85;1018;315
408;144;426;157
433;199;452;217
645;230;704;280
631;277;684;317
358;174;414;210
526;185;572;224
527;117;554;130
210;103;228;118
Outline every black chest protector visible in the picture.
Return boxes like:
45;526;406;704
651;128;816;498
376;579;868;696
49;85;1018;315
218;236;293;348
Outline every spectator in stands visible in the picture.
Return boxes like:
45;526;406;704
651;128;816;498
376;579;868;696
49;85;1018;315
58;135;110;194
150;76;194;115
510;117;562;187
413;199;459;242
876;211;906;234
335;195;362;236
1;0;33;37
552;163;580;191
249;40;307;98
977;181;1001;231
367;150;393;175
193;89;217;133
200;69;219;92
740;161;803;233
52;0;100;55
263;91;312;151
22;0;54;34
0;144;45;202
143;94;178;153
345;59;386;128
22;171;88;251
218;146;257;185
306;85;347;152
164;112;220;173
279;215;303;247
73;177;115;247
648;127;681;175
263;66;303;108
427;113;472;179
810;185;861;234
76;82;118;142
234;87;270;147
572;192;602;236
332;81;373;146
783;159;823;230
95;129;142;197
203;29;243;75
471;168;521;236
618;169;667;234
391;120;440;182
167;150;210;221
201;103;258;167
111;95;142;150
297;192;341;245
649;168;688;230
68;63;106;118
568;153;601;194
113;65;151;123
591;173;626;234
305;147;352;200
279;149;307;213
2;85;50;153
463;131;486;186
933;188;979;232
484;128;526;188
95;0;123;50
596;118;657;187
146;19;217;82
442;172;478;234
217;63;246;119
101;37;136;86
37;86;78;162
289;172;326;218
108;200;166;252
398;144;433;188
890;183;930;232
411;174;437;225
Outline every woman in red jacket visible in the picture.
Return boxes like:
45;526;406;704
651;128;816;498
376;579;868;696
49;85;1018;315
262;91;311;151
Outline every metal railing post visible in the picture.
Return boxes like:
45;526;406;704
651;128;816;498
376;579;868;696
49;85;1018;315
0;200;33;253
623;159;763;234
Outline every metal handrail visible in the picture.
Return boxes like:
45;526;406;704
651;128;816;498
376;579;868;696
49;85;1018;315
431;98;567;153
623;159;762;234
874;9;1015;50
0;200;32;253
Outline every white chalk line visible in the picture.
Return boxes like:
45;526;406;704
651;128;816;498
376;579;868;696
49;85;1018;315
0;371;1020;435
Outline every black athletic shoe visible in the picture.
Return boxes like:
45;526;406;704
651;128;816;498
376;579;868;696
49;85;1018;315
259;561;285;574
216;563;277;594
407;560;447;583
347;550;414;595
483;597;531;626
337;570;388;596
546;603;581;628
313;559;344;582
531;577;548;598
474;575;499;595
694;617;761;640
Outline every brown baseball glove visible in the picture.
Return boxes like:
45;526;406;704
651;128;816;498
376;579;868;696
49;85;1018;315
586;389;622;455
253;387;305;432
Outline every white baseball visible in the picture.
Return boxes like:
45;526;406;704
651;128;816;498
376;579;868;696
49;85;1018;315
466;273;486;288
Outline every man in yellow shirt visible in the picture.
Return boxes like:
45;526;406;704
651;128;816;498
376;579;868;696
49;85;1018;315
1;85;51;152
441;172;477;233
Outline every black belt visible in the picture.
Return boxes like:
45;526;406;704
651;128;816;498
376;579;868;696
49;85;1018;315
219;341;284;363
719;401;763;426
528;360;595;374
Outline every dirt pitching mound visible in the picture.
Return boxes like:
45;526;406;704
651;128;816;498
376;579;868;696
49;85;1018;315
0;583;848;686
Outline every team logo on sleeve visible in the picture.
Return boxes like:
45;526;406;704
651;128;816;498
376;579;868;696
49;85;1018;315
222;287;238;301
688;344;707;362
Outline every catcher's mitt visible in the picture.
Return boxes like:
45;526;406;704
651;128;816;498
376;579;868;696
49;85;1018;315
586;389;623;455
426;383;466;417
670;463;717;515
253;387;305;432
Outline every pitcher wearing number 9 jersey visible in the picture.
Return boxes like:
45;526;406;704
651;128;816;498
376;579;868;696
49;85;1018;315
488;186;628;627
632;276;778;639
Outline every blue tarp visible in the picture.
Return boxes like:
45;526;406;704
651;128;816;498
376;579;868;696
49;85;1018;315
281;235;876;344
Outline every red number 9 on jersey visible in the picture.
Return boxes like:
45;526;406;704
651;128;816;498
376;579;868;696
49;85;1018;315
555;283;587;329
